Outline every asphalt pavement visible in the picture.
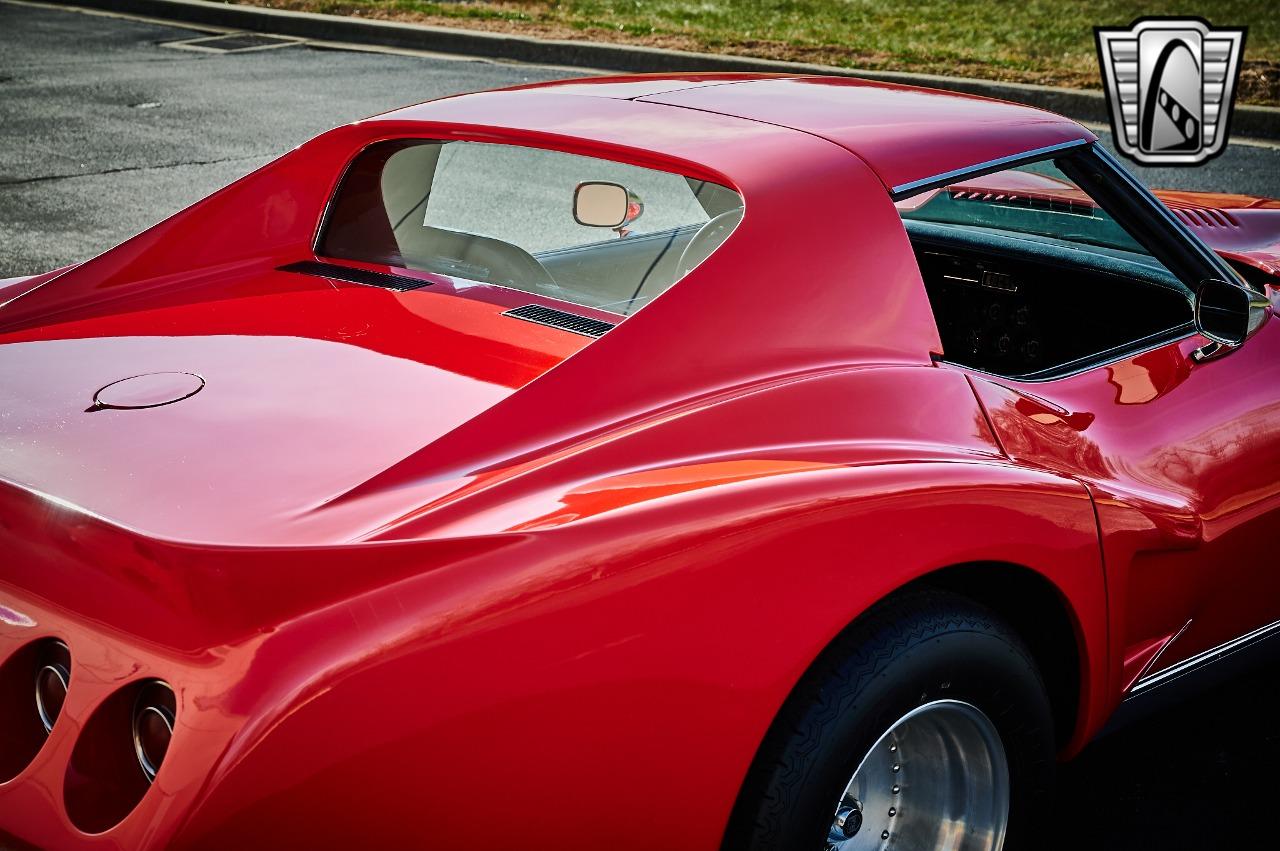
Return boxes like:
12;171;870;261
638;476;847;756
3;3;1280;848
5;1;1280;276
0;0;569;275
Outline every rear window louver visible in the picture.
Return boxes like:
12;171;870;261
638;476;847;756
279;261;432;291
503;304;615;338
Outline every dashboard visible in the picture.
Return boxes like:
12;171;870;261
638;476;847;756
906;222;1194;379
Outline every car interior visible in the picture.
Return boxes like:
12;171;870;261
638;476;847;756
318;141;1202;379
535;201;745;314
898;161;1197;380
316;139;745;318
904;219;1194;379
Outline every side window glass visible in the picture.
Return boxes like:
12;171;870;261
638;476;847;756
895;156;1194;379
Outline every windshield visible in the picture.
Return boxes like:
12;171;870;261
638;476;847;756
896;158;1151;257
318;139;743;316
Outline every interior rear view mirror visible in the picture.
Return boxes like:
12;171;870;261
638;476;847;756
1193;277;1269;360
574;181;629;228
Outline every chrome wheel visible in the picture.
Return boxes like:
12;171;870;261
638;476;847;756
826;700;1010;851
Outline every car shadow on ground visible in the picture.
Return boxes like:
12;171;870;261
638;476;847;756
1053;662;1280;849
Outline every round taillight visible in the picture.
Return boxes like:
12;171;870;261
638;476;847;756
34;640;71;733
132;682;176;783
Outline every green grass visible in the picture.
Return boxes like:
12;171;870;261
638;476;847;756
253;0;1280;104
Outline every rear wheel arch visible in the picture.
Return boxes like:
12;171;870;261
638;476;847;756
829;561;1086;748
920;562;1083;748
721;561;1086;849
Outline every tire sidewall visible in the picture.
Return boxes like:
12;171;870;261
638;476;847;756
736;597;1056;851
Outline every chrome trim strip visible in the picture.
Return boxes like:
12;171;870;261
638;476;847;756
890;139;1090;200
133;684;176;784
35;663;69;734
942;325;1195;384
1129;617;1280;695
1132;618;1193;686
1002;322;1194;382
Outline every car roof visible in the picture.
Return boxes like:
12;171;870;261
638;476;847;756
377;74;1096;197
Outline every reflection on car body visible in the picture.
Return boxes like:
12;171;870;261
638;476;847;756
1;73;1279;851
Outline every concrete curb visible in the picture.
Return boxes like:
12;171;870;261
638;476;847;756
49;0;1280;140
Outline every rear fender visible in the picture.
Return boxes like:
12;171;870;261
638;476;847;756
170;461;1106;850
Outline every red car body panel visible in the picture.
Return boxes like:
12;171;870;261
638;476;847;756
637;76;1095;193
0;74;1277;849
0;269;605;544
966;326;1280;690
1151;190;1280;279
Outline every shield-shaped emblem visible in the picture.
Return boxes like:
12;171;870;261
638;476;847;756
1095;18;1247;165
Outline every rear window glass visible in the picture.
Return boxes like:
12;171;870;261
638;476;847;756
319;140;744;316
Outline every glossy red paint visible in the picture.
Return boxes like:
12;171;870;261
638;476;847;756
638;76;1096;193
0;74;1276;849
966;326;1280;705
0;269;597;544
1150;189;1280;278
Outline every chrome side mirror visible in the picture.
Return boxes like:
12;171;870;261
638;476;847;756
573;182;643;236
1192;278;1270;361
574;182;629;228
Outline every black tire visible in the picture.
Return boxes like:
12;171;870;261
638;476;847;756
724;590;1055;851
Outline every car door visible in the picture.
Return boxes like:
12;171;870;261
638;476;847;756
898;143;1280;701
965;321;1280;696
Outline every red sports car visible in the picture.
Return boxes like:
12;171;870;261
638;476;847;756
1;74;1278;851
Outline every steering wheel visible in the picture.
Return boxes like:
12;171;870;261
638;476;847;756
675;207;745;279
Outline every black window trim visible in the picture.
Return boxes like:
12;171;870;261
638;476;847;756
898;140;1241;383
889;139;1090;201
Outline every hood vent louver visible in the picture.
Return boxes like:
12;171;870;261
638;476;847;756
1169;206;1241;229
279;261;431;291
503;304;615;337
950;190;1097;217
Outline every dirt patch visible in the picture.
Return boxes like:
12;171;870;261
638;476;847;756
1239;60;1280;106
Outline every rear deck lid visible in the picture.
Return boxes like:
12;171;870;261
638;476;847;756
0;266;598;545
